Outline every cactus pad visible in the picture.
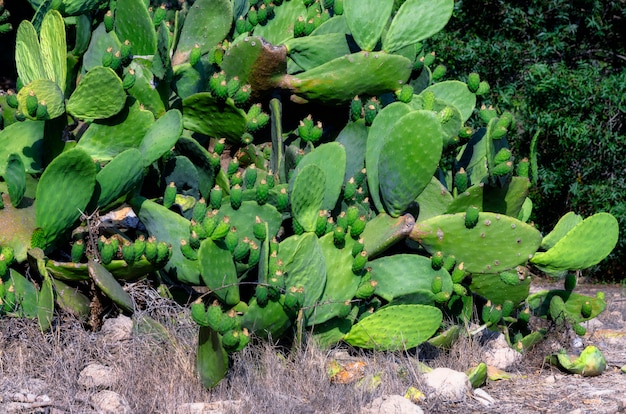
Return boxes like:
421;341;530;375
196;326;229;389
470;271;530;305
540;211;582;250
344;0;393;51
88;259;134;313
183;93;247;143
39;10;67;93
530;213;619;272
344;304;442;350
16;79;65;120
198;238;240;306
378;111;443;217
410;212;543;273
67;66;126;120
138;109;183;168
114;0;156;55
290;164;326;232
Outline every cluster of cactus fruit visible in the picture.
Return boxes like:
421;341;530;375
0;0;619;388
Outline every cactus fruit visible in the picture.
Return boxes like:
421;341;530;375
464;206;480;229
467;72;480;93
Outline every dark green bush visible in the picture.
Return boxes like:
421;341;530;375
428;0;626;279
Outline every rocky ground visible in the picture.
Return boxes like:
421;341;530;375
0;279;624;414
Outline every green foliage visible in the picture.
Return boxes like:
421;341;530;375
0;0;619;391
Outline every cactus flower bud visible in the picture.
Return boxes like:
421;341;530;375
104;10;114;32
467;72;480;93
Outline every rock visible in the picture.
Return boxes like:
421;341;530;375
175;400;244;414
481;333;522;370
100;315;133;343
423;368;470;401
362;395;424;414
91;390;130;414
472;388;495;406
78;363;118;388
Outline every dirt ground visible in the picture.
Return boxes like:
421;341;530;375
0;278;625;414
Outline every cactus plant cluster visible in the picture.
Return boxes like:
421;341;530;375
0;0;619;388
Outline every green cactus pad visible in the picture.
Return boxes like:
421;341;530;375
52;278;90;319
46;256;167;282
284;33;353;71
218;201;282;246
291;142;346;211
378;111;443;217
366;102;413;212
252;0;306;45
15;20;46;86
445;184;484;214
196;326;229;389
280;51;412;104
335;120;368;184
548;346;607;377
125;60;166;118
369;254;452;304
35;148;97;250
241;296;293;340
410;212;543;273
114;0;156;55
67;66;126;120
0;193;36;262
483;177;530;218
174;137;217;200
415;177;453;221
527;289;606;323
172;0;232;66
130;196;201;285
16;79;65;120
88;259;134;313
539;211;583;251
138;109;183;168
198;238;240;306
470;271;530;305
421;81;476;123
28;0;103;16
344;304;442;350
91;149;143;210
290;164;326;232
5;268;39;318
37;273;54;331
182;93;247;143
4;154;26;208
279;233;326;320
80;22;122;72
311;315;355;349
39;10;67;93
344;0;393;51
530;213;619;272
382;0;454;54
308;232;362;326
76;100;154;161
360;213;415;258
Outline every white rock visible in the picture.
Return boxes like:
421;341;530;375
423;368;470;401
91;390;131;414
78;363;118;388
363;395;424;414
473;388;496;406
175;400;243;414
100;315;134;342
481;333;522;370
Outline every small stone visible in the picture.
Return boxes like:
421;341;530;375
481;333;522;370
100;315;133;342
362;394;424;414
544;375;556;384
175;400;244;414
423;368;471;401
91;390;131;414
473;388;496;406
78;363;118;388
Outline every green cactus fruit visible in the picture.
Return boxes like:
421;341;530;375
452;168;468;194
501;300;515;318
205;302;224;331
253;179;269;205
564;273;577;291
229;184;243;210
255;284;269;307
163;182;176;209
233;237;251;262
467;72;480;93
431;276;443;294
276;187;289;212
355;280;377;300
464;206;480;229
191;300;210;327
34;100;48;120
144;236;158;262
432;64;446;81
6;90;18;108
333;226;346;248
494;148;512;164
581;301;592;319
222;228;237;253
250;216;266;241
431;251;444;270
395;84;414;103
452;283;468;296
312;211;326;237
102;46;114;68
433;291;450;303
235;15;248;35
284;286;305;313
352;238;365;257
499;271;519;286
104;10;114;32
490;126;507;140
247;240;261;266
244;165;257;189
123;69;136;90
516;158;530;179
120;240;134;265
221;329;241;351
211;217;231;241
459;125;473;139
352;250;368;273
363;99;380;126
209;186;223;210
71;239;85;263
180;239;197;261
350;96;363;121
518;306;530;324
349;216;366;239
133;235;146;261
227;157;239;177
476;80;490;95
25;91;38;117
